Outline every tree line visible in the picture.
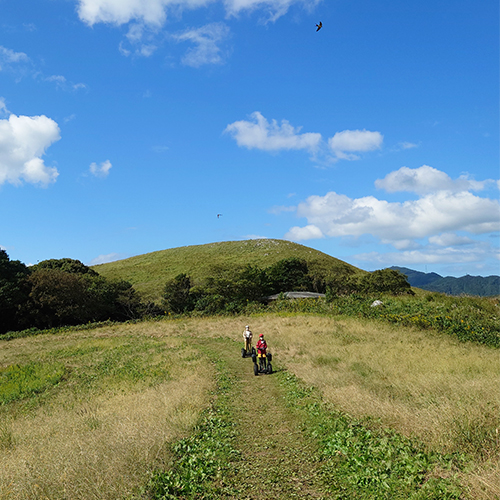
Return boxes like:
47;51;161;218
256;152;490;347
162;258;413;315
0;250;153;334
1;250;412;335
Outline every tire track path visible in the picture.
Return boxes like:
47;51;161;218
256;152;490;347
219;349;328;499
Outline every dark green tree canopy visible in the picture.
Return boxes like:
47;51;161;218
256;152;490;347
0;250;31;333
32;258;99;276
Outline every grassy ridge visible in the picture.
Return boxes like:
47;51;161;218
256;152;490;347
92;239;363;301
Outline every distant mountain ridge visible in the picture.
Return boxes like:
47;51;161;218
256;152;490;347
390;267;500;297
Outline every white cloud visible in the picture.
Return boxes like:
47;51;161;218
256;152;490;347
77;0;318;27
172;23;231;67
283;167;500;250
428;233;475;247
224;0;321;21
354;248;483;266
268;204;296;215
225;111;322;153
375;165;489;194
87;253;123;265
77;0;176;27
285;224;324;241
77;0;320;61
0;98;9;116
0;45;29;71
0;114;60;186
43;75;88;91
290;190;500;243
89;160;112;178
328;129;383;160
398;141;418;150
354;238;500;270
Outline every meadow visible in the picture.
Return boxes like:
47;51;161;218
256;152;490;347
0;312;499;499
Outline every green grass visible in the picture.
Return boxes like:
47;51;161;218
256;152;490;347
92;239;363;302
279;372;463;499
0;362;66;404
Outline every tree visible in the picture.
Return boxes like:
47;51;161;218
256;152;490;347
266;258;312;294
32;258;99;276
325;273;360;299
26;269;90;328
163;274;194;314
24;259;146;329
360;269;414;295
0;250;31;333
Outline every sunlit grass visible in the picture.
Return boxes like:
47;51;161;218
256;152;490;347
1;314;499;499
0;324;215;500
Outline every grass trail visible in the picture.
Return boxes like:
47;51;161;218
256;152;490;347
151;337;462;499
220;349;326;499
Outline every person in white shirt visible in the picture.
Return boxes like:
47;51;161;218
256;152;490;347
243;325;253;353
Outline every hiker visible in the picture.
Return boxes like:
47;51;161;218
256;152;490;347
243;325;253;353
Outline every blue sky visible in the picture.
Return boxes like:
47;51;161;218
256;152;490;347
0;0;498;277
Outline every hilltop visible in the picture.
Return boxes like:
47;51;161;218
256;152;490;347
92;239;364;302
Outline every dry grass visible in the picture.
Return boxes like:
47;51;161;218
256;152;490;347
1;314;499;499
183;314;500;499
0;323;214;500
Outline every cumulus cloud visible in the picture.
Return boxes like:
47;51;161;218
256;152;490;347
285;224;324;241
288;190;499;243
225;112;322;153
172;23;231;67
428;233;475;247
89;160;112;178
0;114;60;186
283;167;500;253
328;129;383;160
375;165;489;194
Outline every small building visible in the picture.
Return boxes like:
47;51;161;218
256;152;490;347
263;291;326;303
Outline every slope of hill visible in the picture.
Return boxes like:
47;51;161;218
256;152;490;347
93;239;364;302
390;266;500;297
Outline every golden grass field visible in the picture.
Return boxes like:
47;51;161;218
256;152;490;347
1;314;499;499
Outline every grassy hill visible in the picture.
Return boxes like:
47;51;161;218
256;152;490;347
92;239;365;302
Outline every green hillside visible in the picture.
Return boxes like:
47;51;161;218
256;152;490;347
92;239;364;302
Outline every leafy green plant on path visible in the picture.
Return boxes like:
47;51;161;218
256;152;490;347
148;353;239;499
279;371;463;499
148;338;463;499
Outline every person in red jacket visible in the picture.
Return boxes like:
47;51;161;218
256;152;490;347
256;333;267;355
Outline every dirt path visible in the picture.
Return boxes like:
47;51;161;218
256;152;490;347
219;351;328;499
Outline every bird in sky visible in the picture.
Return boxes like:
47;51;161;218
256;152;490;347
217;214;222;218
316;21;322;31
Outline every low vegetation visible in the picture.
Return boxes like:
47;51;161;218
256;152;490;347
1;315;499;499
0;326;214;499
